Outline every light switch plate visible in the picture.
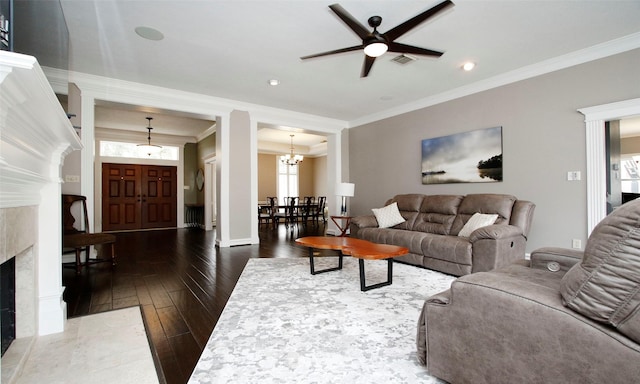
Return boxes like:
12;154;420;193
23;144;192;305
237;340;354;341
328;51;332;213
567;171;581;181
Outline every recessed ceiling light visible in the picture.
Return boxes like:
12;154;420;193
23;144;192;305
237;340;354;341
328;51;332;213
135;26;164;41
462;62;476;71
268;79;280;86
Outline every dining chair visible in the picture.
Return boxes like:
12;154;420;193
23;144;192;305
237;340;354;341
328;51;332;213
301;196;315;224
313;196;327;224
62;194;116;274
259;197;276;226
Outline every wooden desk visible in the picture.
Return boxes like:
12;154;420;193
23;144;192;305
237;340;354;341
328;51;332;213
330;215;351;236
295;236;408;291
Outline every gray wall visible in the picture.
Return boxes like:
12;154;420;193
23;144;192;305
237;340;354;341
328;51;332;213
197;133;216;205
622;136;640;154
184;142;198;204
348;48;640;253
313;156;328;197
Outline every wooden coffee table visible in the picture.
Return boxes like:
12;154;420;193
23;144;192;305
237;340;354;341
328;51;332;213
295;236;409;291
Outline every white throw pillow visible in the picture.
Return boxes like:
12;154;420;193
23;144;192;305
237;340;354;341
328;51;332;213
458;213;499;237
372;202;406;228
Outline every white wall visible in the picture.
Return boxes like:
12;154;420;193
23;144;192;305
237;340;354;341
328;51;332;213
348;48;640;253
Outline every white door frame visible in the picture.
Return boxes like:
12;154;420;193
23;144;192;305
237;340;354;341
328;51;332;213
204;155;217;231
579;97;640;235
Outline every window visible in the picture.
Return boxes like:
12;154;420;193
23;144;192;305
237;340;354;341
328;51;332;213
99;141;179;160
621;155;640;193
278;161;299;205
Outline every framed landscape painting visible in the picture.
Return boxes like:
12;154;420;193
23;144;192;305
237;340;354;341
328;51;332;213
421;126;503;184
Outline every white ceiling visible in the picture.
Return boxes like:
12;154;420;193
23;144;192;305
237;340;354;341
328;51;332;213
29;1;640;145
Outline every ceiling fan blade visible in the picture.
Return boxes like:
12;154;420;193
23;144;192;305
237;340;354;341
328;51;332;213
301;45;364;60
361;55;376;78
388;42;444;57
329;3;371;40
384;0;454;41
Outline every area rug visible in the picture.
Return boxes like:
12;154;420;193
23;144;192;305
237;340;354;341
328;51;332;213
188;257;455;383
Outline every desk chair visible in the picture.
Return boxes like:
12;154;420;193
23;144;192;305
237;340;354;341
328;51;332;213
62;194;116;274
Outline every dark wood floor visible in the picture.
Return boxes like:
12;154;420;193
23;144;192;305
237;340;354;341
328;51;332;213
62;221;327;384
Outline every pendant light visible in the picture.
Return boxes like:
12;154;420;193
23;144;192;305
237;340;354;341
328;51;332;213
137;117;162;156
280;134;303;166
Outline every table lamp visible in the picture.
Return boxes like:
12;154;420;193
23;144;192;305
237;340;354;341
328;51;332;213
336;182;355;216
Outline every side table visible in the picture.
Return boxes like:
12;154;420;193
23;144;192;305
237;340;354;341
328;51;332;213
330;215;351;237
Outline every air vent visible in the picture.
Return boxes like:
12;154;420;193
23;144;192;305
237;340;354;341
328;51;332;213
391;54;417;65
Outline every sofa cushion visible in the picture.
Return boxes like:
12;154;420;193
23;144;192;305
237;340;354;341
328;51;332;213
357;227;431;256
458;213;499;238
372;202;406;228
385;194;425;230
560;198;640;343
421;234;473;266
451;194;517;235
412;195;463;235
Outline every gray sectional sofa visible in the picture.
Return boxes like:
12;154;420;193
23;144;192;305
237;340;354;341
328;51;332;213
349;193;535;276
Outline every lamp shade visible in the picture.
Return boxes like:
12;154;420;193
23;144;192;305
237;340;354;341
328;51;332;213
336;182;355;197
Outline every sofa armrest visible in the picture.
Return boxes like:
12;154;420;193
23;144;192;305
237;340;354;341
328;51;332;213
469;224;528;273
350;214;378;228
349;215;378;238
468;224;523;242
530;247;583;273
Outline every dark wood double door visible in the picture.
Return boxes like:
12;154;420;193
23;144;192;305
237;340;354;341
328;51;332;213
102;163;177;231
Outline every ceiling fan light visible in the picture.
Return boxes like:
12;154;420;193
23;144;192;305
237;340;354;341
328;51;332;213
364;42;388;57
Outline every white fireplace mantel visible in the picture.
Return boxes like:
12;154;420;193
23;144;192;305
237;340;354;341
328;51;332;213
1;51;81;208
1;50;81;341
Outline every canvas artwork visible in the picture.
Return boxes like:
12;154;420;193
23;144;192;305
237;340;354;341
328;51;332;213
421;126;503;184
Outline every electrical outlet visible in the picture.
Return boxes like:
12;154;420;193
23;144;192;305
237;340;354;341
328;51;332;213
572;239;581;249
64;175;80;183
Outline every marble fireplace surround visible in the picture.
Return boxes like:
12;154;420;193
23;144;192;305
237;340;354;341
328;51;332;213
0;51;81;381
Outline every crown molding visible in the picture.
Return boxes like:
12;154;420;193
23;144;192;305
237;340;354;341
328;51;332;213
43;67;348;134
96;127;197;146
197;124;217;142
349;31;640;128
578;97;640;121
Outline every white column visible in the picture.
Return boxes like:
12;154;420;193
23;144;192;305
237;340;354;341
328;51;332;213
80;95;96;230
216;114;231;246
249;116;259;244
326;132;342;236
37;148;69;335
585;118;607;235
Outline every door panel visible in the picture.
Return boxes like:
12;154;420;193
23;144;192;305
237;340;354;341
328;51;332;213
102;163;177;231
102;163;142;231
141;165;177;229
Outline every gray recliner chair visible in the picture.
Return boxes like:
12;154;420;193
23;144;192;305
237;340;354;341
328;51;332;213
417;198;640;384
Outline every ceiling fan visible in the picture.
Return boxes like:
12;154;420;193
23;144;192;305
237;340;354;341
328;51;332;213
301;0;455;77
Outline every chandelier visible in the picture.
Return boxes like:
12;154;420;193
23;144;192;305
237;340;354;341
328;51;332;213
137;117;162;156
280;134;303;166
